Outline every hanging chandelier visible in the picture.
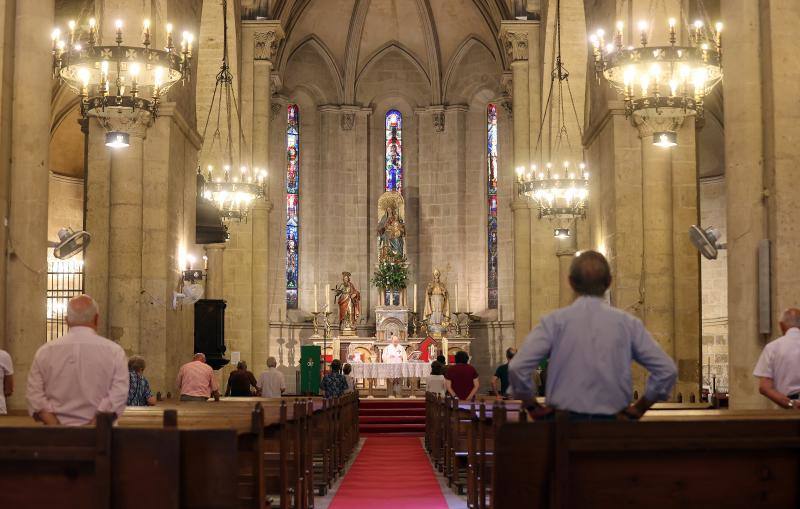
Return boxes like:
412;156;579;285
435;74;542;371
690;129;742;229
51;17;193;147
590;13;723;147
198;0;266;222
517;0;589;238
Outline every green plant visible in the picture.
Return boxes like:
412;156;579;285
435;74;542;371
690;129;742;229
371;254;409;290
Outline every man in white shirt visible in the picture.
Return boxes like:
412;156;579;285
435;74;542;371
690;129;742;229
0;349;13;415
27;295;129;426
754;308;800;409
257;357;286;398
384;335;407;397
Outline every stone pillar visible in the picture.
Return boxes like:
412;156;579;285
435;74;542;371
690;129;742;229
556;225;577;307
4;0;55;408
204;244;225;299
107;120;148;355
243;21;283;370
501;21;535;345
637;120;675;362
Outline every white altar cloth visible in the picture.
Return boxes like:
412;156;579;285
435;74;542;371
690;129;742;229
350;362;431;380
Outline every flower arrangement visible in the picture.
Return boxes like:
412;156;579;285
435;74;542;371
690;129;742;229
371;254;409;290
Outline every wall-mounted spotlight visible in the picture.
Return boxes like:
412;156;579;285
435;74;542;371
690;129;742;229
105;131;130;149
554;228;571;239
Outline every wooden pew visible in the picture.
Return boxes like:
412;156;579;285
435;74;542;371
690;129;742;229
492;410;800;508
0;412;238;509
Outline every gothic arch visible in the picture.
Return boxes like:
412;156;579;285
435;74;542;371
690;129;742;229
281;34;345;103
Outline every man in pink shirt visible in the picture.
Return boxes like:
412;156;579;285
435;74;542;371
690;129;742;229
27;295;129;426
177;353;220;401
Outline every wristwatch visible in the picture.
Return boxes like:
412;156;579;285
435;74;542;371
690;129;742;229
787;400;794;409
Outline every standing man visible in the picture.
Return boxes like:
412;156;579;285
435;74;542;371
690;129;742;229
509;251;677;420
445;351;480;400
754;308;800;409
257;357;286;397
0;348;13;415
225;361;259;397
177;353;220;402
384;335;407;397
27;295;129;425
491;347;517;398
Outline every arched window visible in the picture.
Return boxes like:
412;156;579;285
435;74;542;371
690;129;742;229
286;104;300;309
385;109;403;193
487;104;498;309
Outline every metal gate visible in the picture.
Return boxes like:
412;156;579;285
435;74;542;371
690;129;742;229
46;258;84;341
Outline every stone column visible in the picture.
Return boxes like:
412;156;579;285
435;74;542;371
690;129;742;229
556;224;577;307
501;21;534;345
4;0;55;408
636;119;675;363
243;21;283;370
204;244;225;299
107;119;148;355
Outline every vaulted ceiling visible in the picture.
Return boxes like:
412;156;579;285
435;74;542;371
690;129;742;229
273;0;511;105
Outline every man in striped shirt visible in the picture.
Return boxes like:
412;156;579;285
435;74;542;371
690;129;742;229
176;353;220;402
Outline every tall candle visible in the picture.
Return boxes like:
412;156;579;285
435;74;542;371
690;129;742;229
314;284;318;313
466;282;471;313
455;283;459;313
413;284;418;313
325;284;330;311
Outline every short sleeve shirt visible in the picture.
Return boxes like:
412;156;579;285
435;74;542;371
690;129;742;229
321;373;348;399
754;328;800;395
0;350;13;414
445;363;479;400
494;363;510;395
127;371;153;406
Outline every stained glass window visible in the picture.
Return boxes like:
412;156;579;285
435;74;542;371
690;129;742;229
286;104;300;309
385;110;403;193
487;104;498;309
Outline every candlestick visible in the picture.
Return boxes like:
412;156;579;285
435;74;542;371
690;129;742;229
314;284;318;313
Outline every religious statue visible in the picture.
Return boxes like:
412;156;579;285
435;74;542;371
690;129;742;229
334;271;361;335
424;269;451;336
377;191;406;261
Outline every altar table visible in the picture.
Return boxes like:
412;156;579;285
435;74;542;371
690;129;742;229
350;361;431;380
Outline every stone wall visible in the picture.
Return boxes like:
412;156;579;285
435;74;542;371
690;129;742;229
700;176;728;393
47;173;84;240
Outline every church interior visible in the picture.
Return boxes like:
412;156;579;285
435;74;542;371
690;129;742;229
2;0;800;507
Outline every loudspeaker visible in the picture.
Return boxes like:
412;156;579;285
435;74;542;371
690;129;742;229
194;299;230;370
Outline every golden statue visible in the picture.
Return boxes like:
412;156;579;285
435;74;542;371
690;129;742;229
377;191;405;261
424;269;451;336
334;272;361;334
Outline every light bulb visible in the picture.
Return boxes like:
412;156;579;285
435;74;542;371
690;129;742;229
143;19;150;30
694;20;703;29
616;20;624;31
715;22;723;33
129;62;140;78
166;23;173;34
668;18;676;28
51;28;60;41
115;19;123;30
68;20;76;31
638;20;648;31
89;18;96;28
78;67;90;87
596;28;605;38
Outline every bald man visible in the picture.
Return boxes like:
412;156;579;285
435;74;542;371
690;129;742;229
754;308;800;409
27;295;129;426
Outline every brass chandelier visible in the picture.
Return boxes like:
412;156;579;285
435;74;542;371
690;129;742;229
198;0;266;222
517;0;589;237
590;8;723;147
51;17;193;148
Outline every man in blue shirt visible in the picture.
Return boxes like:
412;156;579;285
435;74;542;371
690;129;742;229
509;250;677;420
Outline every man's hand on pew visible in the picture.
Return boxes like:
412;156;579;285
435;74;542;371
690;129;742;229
523;399;554;420
34;411;61;426
212;390;220;402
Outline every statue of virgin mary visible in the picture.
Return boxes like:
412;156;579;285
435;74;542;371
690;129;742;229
377;191;406;261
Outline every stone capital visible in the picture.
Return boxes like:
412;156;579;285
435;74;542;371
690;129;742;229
501;21;537;62
205;243;227;253
245;20;285;62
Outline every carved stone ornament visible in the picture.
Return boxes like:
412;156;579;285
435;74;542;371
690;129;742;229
432;111;445;132
270;102;282;120
503;31;529;62
341;112;355;131
254;30;282;61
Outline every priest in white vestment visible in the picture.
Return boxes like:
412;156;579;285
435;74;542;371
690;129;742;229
384;335;407;397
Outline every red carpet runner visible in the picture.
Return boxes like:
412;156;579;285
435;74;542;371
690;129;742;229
329;436;449;509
